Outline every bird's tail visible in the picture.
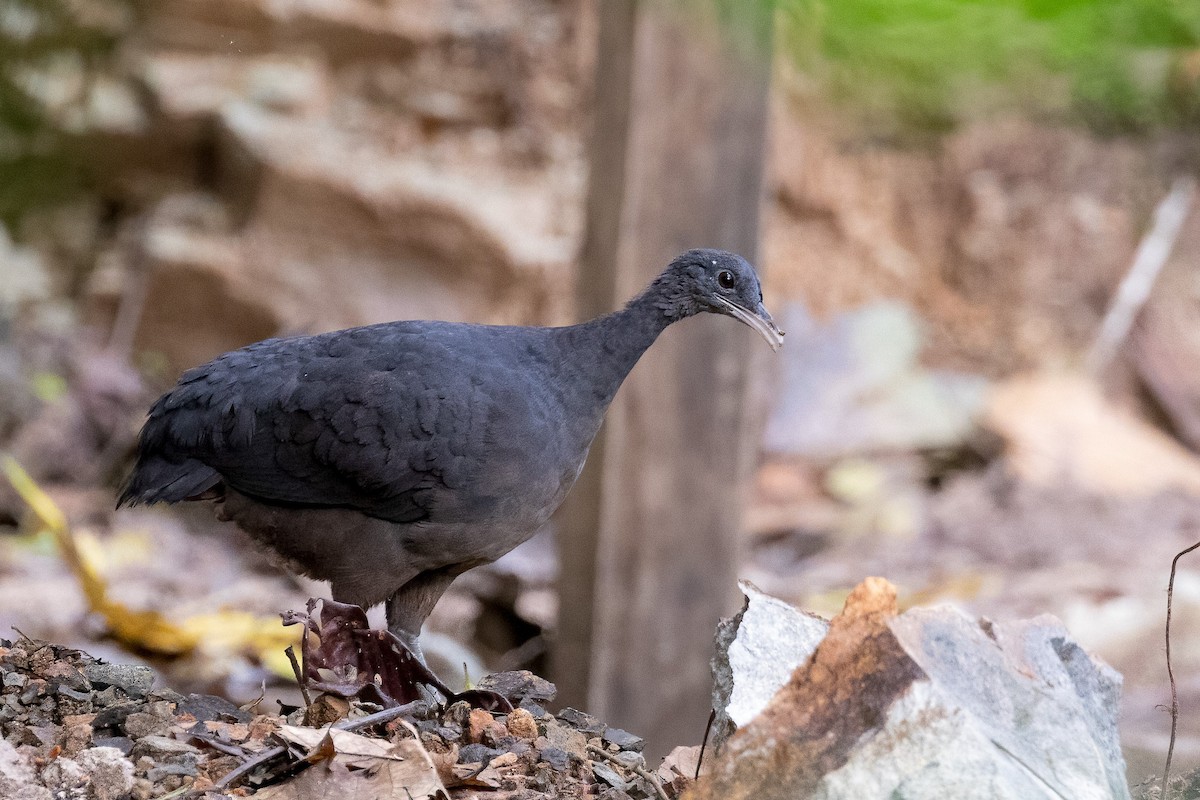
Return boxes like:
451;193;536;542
117;456;221;508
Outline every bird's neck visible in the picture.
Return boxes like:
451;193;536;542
560;286;690;409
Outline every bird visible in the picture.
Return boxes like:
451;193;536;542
117;248;783;663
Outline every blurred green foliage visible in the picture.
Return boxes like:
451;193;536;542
0;0;130;228
776;0;1200;134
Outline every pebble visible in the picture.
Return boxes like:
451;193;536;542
458;742;502;765
476;671;557;705
82;664;154;698
603;726;645;752
557;707;605;737
505;707;538;740
123;712;169;739
592;761;629;790
467;708;495;743
131;735;199;758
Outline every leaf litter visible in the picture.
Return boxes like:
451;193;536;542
0;626;676;799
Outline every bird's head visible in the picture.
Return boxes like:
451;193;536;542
648;248;784;351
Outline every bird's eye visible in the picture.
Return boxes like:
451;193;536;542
717;270;736;289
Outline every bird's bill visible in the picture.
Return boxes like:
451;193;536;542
712;295;785;351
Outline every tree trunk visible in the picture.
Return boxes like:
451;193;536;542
553;0;774;754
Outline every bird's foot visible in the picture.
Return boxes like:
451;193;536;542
393;629;428;668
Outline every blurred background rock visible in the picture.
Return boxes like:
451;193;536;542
3;0;1200;784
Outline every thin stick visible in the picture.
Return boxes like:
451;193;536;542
285;645;311;707
1164;539;1200;789
695;708;715;779
213;744;287;791
1087;175;1196;375
338;700;425;733
213;700;425;791
587;744;669;800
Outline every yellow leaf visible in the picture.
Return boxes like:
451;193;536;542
2;456;296;667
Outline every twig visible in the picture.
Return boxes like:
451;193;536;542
213;743;287;792
213;700;426;791
338;700;426;733
1087;175;1196;375
587;744;669;800
696;708;715;779
1164;539;1200;790
285;645;311;707
186;730;250;758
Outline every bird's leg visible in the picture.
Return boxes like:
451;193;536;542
386;567;461;667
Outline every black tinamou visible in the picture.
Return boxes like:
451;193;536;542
118;248;783;660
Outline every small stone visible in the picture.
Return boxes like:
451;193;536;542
12;786;52;800
78;747;135;800
20;679;47;705
538;746;569;771
467;708;495;743
416;719;462;741
557;708;605;736
57;686;93;703
458;743;501;765
123;712;169;739
92;687;125;708
303;694;349;727
505;707;538;740
603;727;645;752
145;700;176;718
27;647;55;676
92;737;134;755
543;719;589;763
42;662;90;693
2;647;30;671
3;673;27;690
61;718;94;756
443;700;473;729
518;699;549;718
0;738;36;792
476;671;557;706
82;663;154;698
41;757;86;794
27;725;59;747
146;760;197;783
92;702;138;732
480;724;513;749
148;689;186;705
158;776;185;794
174;693;249;722
592;761;628;790
201;720;250;742
131;735;199;759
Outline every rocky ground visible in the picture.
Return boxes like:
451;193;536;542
0;633;693;799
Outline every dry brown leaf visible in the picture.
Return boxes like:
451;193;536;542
277;725;410;769
451;762;503;789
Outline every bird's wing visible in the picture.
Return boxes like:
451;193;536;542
140;325;486;523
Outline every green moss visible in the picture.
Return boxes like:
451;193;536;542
773;0;1200;134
